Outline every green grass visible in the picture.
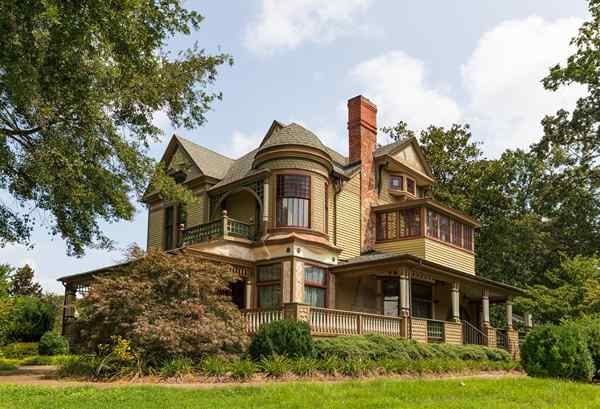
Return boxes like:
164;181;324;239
0;378;598;408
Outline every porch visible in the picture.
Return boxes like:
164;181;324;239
242;302;528;355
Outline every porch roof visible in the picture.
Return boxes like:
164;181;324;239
332;252;523;296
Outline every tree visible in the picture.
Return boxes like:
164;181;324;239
0;1;232;255
3;296;56;342
0;264;12;299
80;248;248;361
9;264;42;297
516;255;600;324
534;0;600;261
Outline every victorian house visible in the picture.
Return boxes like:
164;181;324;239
60;95;530;356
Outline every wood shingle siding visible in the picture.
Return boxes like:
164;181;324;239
187;192;207;227
311;174;326;234
259;158;329;177
336;172;361;260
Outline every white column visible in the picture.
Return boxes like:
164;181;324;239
506;299;513;329
262;179;270;225
400;272;410;316
451;282;460;322
525;312;533;330
482;289;490;326
245;279;252;310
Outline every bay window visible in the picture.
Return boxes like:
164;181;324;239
304;265;327;308
257;264;281;308
376;211;397;241
390;175;404;190
276;175;310;228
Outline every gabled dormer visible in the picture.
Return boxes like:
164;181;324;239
375;137;434;202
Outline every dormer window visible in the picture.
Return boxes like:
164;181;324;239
389;173;416;197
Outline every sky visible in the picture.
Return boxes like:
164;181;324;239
1;0;591;293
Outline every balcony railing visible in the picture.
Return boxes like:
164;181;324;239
462;320;488;346
310;307;404;337
496;329;509;350
183;211;254;246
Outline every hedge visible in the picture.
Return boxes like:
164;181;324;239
314;334;512;362
249;320;314;359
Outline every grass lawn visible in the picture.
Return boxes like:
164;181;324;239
0;377;598;409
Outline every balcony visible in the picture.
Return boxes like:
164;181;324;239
183;211;255;246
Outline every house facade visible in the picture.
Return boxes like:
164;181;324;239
60;95;529;356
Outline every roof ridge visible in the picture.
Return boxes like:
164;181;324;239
174;134;234;162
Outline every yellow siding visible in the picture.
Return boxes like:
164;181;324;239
148;208;164;250
311;174;326;233
392;144;426;174
223;190;257;224
187;191;207;227
378;171;395;205
327;182;334;240
336;172;361;260
373;237;426;259
424;238;475;274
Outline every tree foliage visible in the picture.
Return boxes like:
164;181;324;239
0;1;232;255
79;248;248;361
516;255;600;324
2;296;56;342
8;264;42;297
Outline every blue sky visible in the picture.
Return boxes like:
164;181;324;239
1;0;590;293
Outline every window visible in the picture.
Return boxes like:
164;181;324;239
463;225;473;251
406;177;416;195
411;282;433;319
304;266;327;308
276;175;310;228
439;214;450;243
257;264;281;308
451;221;463;247
383;279;400;317
376;211;397;241
399;208;421;237
390;175;404;190
163;205;186;250
426;210;439;239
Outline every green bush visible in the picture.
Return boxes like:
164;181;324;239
521;323;594;381
0;342;38;358
249;320;314;360
258;355;290;377
230;359;256;380
314;334;510;363
3;297;55;342
199;356;229;377
38;332;69;356
159;357;193;379
56;355;97;378
290;356;319;376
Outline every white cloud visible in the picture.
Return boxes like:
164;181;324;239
461;16;585;155
221;130;263;159
245;0;374;54
349;50;462;145
348;16;585;155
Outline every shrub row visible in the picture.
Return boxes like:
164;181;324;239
521;318;600;381
0;333;69;358
57;354;518;381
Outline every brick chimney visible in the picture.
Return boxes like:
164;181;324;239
347;95;377;252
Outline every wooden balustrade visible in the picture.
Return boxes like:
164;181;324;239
183;214;254;246
243;308;284;335
310;307;404;337
462;320;488;346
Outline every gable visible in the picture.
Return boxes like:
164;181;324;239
392;143;426;174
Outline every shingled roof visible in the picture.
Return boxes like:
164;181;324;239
175;135;234;180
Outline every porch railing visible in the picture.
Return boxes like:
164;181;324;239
309;307;404;337
462;320;488;345
243;308;284;335
183;212;254;245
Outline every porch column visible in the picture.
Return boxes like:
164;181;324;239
399;271;410;317
524;312;533;331
506;299;513;329
482;288;490;326
245;279;252;310
262;179;270;227
451;282;460;322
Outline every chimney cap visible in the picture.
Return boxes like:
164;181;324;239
347;95;377;111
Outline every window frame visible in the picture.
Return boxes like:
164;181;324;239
303;264;328;308
376;211;398;241
389;174;404;190
256;263;282;308
276;174;311;228
410;280;433;319
406;177;416;196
